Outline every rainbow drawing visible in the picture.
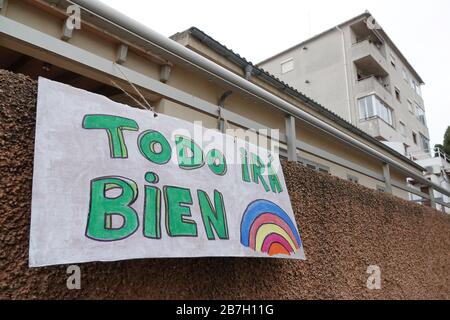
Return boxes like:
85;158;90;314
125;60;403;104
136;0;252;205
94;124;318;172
240;200;302;257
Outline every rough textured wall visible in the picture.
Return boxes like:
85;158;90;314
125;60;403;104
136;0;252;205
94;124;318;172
1;70;449;300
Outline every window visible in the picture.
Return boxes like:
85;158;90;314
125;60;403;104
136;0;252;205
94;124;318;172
299;158;330;175
402;68;408;82
420;133;430;153
416;84;422;97
412;80;422;97
281;58;294;74
412;132;418;145
399;121;406;136
390;54;396;69
415;104;426;126
358;95;393;126
411;79;418;92
407;100;414;113
395;87;401;102
347;174;359;184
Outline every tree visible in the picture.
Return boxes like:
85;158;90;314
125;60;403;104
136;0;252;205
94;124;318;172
444;126;450;156
435;126;450;157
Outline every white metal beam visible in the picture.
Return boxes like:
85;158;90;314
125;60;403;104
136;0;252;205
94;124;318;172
285;115;297;161
383;163;393;194
429;188;436;209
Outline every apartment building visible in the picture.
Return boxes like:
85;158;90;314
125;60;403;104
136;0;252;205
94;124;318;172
0;0;448;210
259;12;431;161
414;148;450;213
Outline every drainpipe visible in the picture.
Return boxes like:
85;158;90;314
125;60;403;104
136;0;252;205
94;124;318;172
218;91;233;133
335;26;353;124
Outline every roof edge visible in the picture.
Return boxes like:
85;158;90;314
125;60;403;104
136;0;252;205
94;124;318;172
257;11;424;85
184;26;426;172
257;12;368;66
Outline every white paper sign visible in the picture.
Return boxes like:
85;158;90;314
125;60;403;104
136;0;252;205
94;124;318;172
29;78;305;267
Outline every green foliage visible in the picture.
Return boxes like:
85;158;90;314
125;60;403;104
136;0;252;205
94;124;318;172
444;126;450;155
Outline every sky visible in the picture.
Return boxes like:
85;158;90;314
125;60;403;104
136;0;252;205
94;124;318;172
100;0;450;147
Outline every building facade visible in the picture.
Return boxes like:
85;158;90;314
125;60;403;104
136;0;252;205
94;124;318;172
414;148;450;213
259;12;431;161
0;0;448;210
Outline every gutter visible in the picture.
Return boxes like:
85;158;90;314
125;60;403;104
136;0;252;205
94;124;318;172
66;0;447;194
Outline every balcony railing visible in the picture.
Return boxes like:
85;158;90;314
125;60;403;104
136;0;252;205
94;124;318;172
356;75;391;94
409;147;450;167
434;147;450;165
408;150;432;161
352;39;387;59
358;116;395;141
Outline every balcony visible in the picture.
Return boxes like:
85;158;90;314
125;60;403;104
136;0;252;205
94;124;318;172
351;39;388;70
358;116;397;142
414;148;450;172
435;148;450;173
354;76;393;107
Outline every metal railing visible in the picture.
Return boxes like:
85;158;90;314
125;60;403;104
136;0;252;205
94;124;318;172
408;150;432;161
434;147;450;164
357;75;391;93
409;147;450;164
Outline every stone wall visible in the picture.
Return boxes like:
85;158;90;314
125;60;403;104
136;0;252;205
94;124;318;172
1;70;449;299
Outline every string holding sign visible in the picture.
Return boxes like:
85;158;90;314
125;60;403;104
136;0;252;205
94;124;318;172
111;62;158;118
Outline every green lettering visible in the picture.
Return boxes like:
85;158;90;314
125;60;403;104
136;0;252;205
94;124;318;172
240;148;251;182
143;185;162;239
175;135;204;170
206;149;227;176
164;186;197;237
138;130;172;165
197;190;229;240
86;176;139;241
83;115;138;158
250;153;270;192
267;161;283;193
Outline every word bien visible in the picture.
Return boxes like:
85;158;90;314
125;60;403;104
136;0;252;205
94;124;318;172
86;175;229;241
82;114;283;242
